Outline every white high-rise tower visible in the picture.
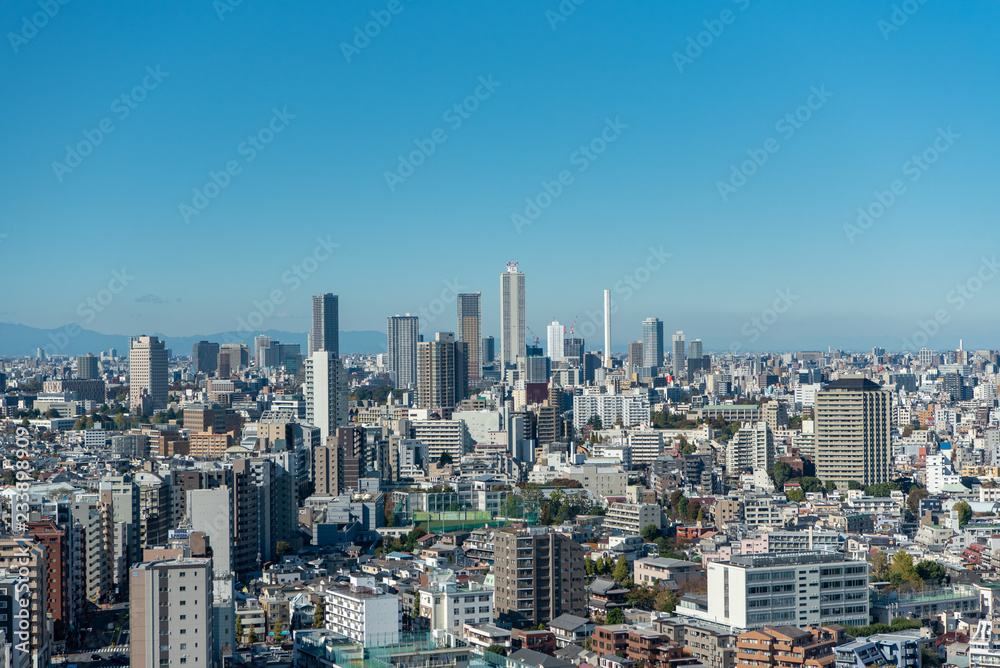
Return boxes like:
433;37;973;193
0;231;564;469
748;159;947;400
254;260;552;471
603;289;612;369
547;320;564;362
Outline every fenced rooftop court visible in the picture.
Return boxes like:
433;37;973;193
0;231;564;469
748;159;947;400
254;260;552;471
297;630;533;668
729;551;850;567
870;584;977;606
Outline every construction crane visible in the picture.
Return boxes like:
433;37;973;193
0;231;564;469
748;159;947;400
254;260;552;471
526;326;540;347
568;315;578;336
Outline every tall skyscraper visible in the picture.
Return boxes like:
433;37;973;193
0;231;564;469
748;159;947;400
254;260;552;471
192;340;219;375
603;289;612;369
500;263;526;369
304;350;348;444
457;293;483;379
689;338;703;360
417;332;468;413
129;335;168;412
77;353;99;380
547;320;564;362
387;314;419;389
482;336;496;365
815;377;891;488
672;330;686;379
628;341;644;373
310;293;339;356
254;335;271;367
642;318;664;369
563;337;584;365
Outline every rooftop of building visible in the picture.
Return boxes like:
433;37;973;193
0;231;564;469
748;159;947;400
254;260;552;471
727;551;850;568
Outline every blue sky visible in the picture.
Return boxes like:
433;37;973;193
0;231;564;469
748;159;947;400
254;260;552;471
2;1;999;352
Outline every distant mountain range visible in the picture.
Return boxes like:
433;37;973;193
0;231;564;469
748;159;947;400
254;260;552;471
0;322;387;357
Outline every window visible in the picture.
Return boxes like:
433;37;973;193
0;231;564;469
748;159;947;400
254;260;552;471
179;586;186;591
180;600;187;605
180;615;186;620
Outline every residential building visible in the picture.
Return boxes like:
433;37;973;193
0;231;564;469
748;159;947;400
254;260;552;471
129;335;168;412
387;314;419;389
643;319;664;369
672;331;686;378
815;377;891;488
130;558;214;668
604;503;662;534
310;293;339;356
493;527;586;625
501;262;526;369
324;576;401;645
736;626;845;668
417;576;493;633
457;293;483;379
305;350;349;444
417;332;469;414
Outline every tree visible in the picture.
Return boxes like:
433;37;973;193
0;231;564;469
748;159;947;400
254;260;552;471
276;541;292;558
439;452;453;465
613;555;630;583
235;617;244;643
825;480;837;494
314;600;326;628
487;644;508;657
864;483;899;498
955;501;973;526
907;486;929;515
888;551;919;587
605;608;625;625
641;524;661;542
773;462;793;487
786;488;806;503
585;556;595;576
799;477;823;493
587;415;603;430
848;480;862;490
915;560;946;583
870;550;889;581
248;628;259;644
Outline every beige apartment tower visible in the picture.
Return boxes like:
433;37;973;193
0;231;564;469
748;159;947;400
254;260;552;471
815;377;891;488
493;527;585;625
130;558;214;668
457;293;482;380
129;335;168;412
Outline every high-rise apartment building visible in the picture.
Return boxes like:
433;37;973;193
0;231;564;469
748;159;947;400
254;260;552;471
672;331;686;379
129;335;167;412
688;339;703;360
130;558;214;668
387;314;419;389
304;350;348;444
628;341;644;374
254;335;271;367
815;377;891;488
0;538;50;668
100;474;140;592
563;337;584;365
457;293;483;379
482;336;496;365
76;353;99;380
547;320;564;362
324;576;401;645
726;421;774;474
501;263;526;369
642;318;664;369
493;527;586;625
417;332;468;414
192;340;219;375
310;293;339;355
25;521;69;641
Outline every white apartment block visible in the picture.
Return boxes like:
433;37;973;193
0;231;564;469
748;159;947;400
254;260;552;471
417;580;494;633
926;452;961;494
726;422;773;475
130;558;214;668
324;576;401;645
573;388;651;431
412;419;471;461
678;552;869;631
603;502;662;534
628;430;664;467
